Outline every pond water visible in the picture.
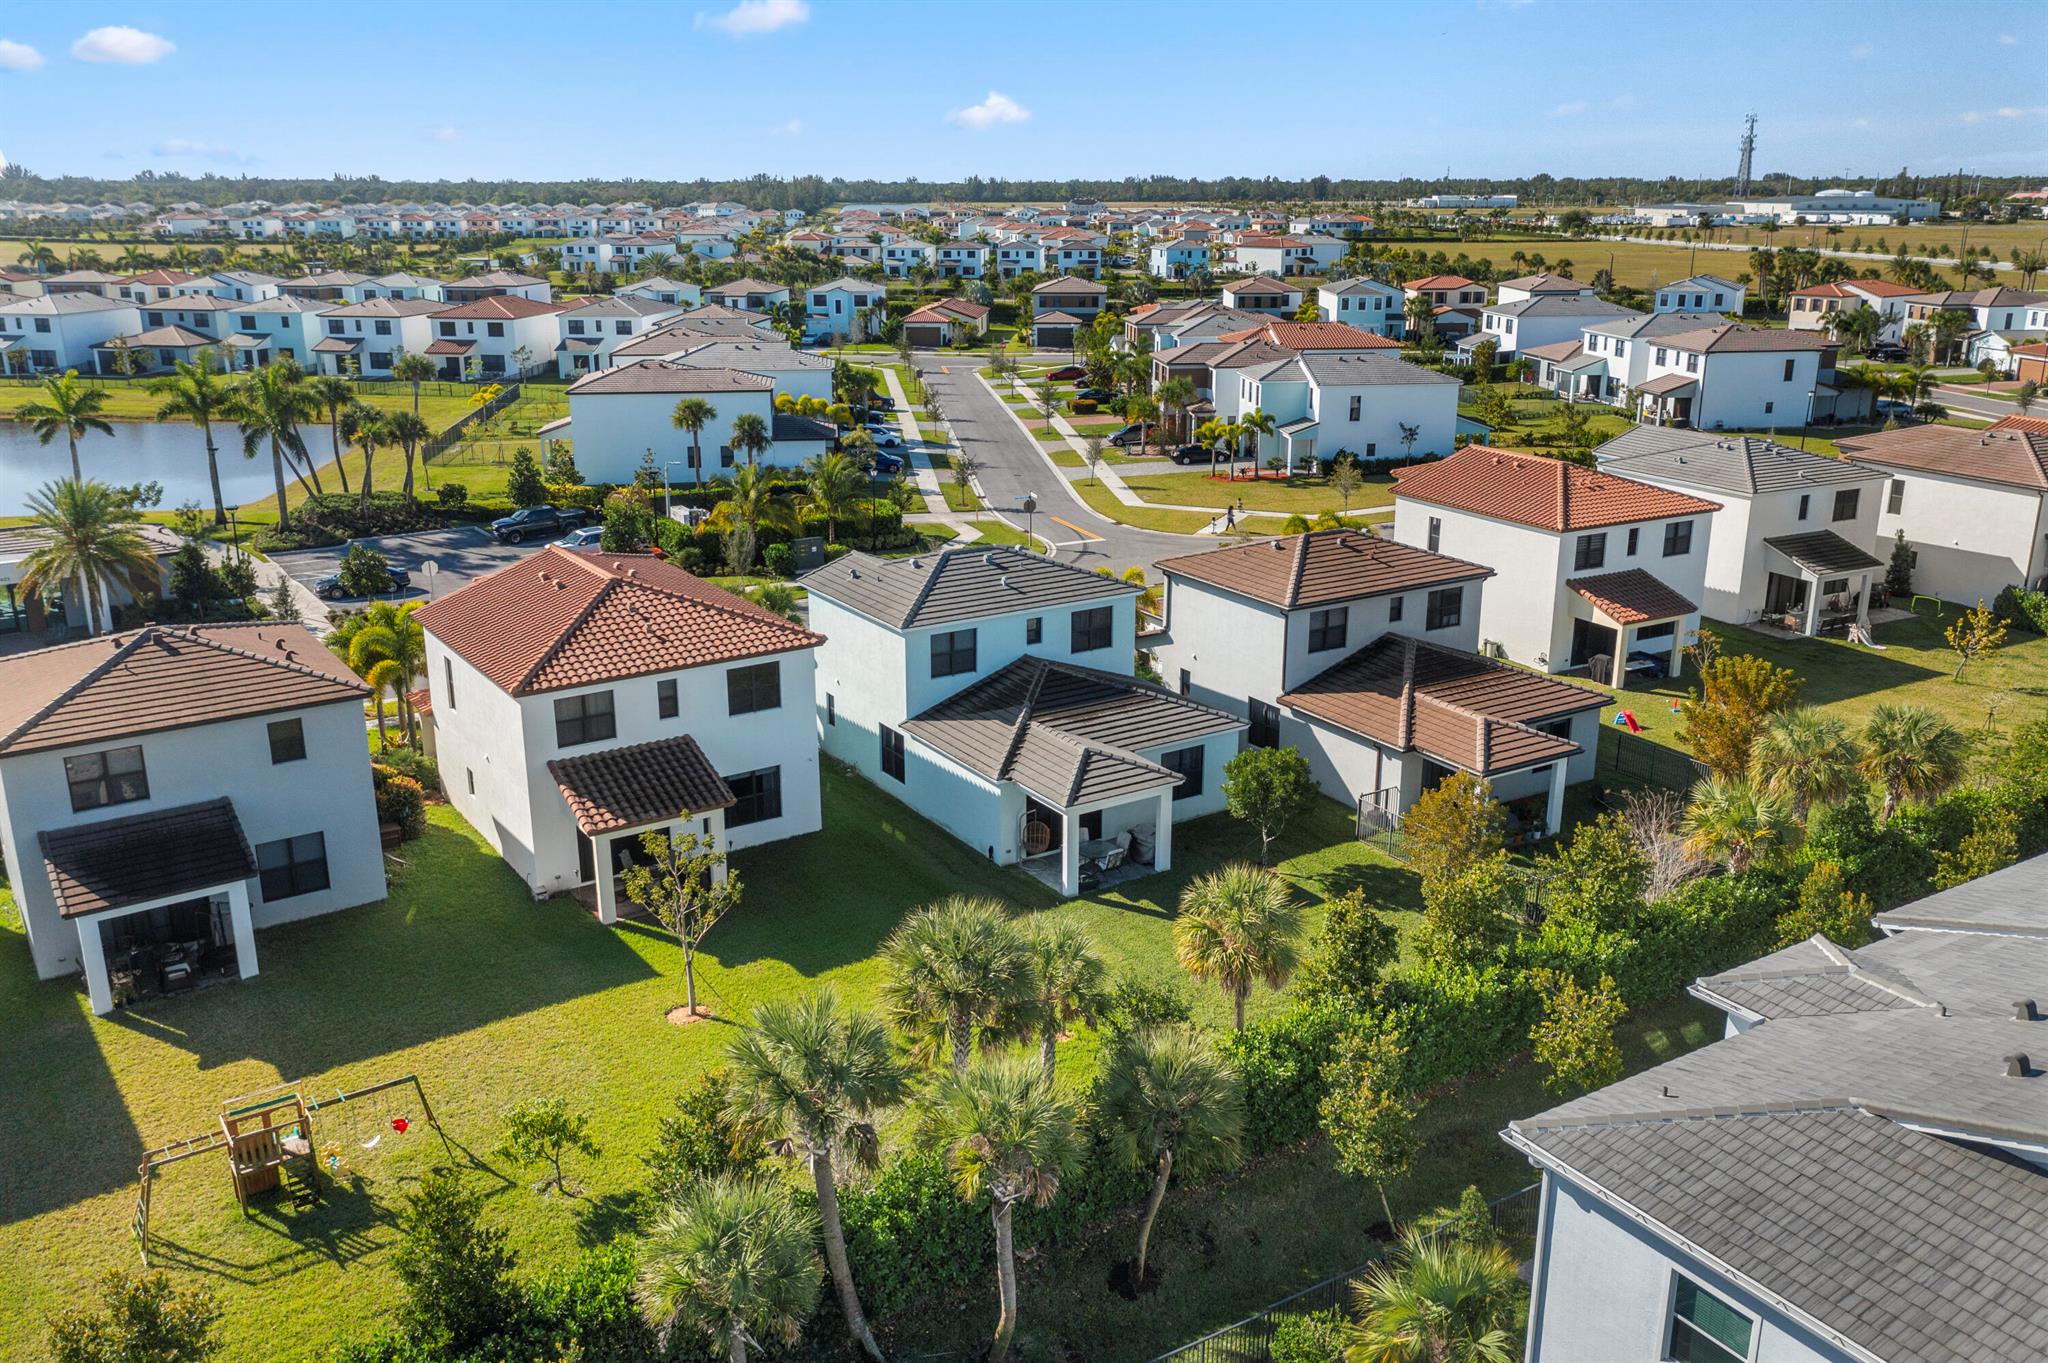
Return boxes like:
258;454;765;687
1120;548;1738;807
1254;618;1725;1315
0;420;326;516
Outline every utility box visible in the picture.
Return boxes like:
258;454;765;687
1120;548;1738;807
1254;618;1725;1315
792;536;826;573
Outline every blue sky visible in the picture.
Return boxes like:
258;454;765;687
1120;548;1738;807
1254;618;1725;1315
0;0;2041;184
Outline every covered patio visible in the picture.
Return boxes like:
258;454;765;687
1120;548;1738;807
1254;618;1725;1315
1015;767;1178;899
1756;531;1883;637
1634;374;1697;427
43;798;262;1016
1567;568;1696;688
549;735;734;926
1277;416;1318;474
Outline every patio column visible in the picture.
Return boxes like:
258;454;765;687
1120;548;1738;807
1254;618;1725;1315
78;914;114;1016
1153;788;1175;875
1545;761;1568;840
1803;582;1821;638
226;882;258;982
594;833;619;925
1668;628;1685;680
1059;810;1082;898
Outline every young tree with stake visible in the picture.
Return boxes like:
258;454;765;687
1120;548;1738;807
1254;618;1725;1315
621;827;742;1020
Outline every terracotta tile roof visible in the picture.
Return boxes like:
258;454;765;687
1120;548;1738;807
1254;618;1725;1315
1281;635;1604;777
1569;568;1699;624
407;686;433;717
1839;424;2048;492
432;294;565;320
39;797;256;919
1392;446;1722;531
412;546;820;696
1404;275;1478;291
1846;279;1930;298
424;338;474;355
549;735;735;835
1157;529;1492;609
0;623;366;755
1214;321;1402;351
1990;414;2048;436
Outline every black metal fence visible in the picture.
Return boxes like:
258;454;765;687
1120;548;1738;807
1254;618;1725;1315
1354;788;1408;862
421;382;524;463
1145;1184;1542;1363
1600;726;1707;793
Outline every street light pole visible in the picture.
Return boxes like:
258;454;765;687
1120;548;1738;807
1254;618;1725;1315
1022;492;1038;555
226;505;241;563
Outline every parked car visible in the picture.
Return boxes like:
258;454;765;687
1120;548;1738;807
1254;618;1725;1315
868;394;895;411
864;425;905;449
1075;387;1115;403
553;526;605;549
1108;423;1155;448
1875;398;1914;418
1047;366;1086;381
1866;344;1908;362
314;565;411;601
1169;444;1221;465
489;506;588;544
870;450;906;474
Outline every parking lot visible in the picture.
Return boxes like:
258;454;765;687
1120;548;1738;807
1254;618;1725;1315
274;525;543;604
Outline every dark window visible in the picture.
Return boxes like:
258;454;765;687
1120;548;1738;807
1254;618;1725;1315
466;768;475;794
257;832;330;901
1797;493;1810;521
1308;607;1347;653
1249;698;1281;748
726;661;782;715
487;322;505;338
825;692;836;726
1832;488;1860;522
1161;744;1205;801
1626;527;1640;556
1026;616;1042;645
1071;606;1114;653
930;628;978;678
1636;620;1677;641
880;725;906;781
1663;520;1694;557
1388;595;1404;622
443;657;456;710
553;691;616;747
374;319;392;336
1426;585;1463;631
1178;667;1190;696
1666;1276;1754;1363
657;678;679;719
267;718;306;764
1887;479;1904;514
1783;357;1796;381
1427;516;1441;552
1574;533;1606;571
724;767;782;827
438;321;455;337
65;745;150;812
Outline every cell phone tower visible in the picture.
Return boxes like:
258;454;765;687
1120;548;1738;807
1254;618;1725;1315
1734;114;1758;196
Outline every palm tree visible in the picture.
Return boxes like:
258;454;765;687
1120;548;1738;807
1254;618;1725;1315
1156;375;1196;443
305;373;358;496
1681;776;1797;872
724;988;905;1363
724;462;795;535
1751;706;1863;816
231;360;315;530
1237;407;1277;472
803;452;862;543
344;601;426;747
636;1175;822;1363
672;397;718;486
1099;1028;1243;1284
17;479;159;637
879;895;1029;1072
390;351;436;418
18;370;115;482
1020;914;1107;1085
339;403;386;508
383;410;433;500
731;411;772;467
1173;863;1301;1030
932;1054;1080;1363
1344;1226;1523;1363
1194;417;1239;477
1859;703;1968;822
149;354;235;525
16;239;58;274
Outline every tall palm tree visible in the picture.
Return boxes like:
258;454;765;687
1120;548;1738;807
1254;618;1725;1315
636;1175;822;1363
1681;776;1797;872
724;988;906;1363
339;403;386;508
672;397;718;487
305;373;358;496
231;360;315;529
731;411;772;467
16;239;58;274
932;1054;1080;1363
1194;417;1239;478
1751;706;1863;816
383;410;433;500
1859;703;1968;822
1020;913;1107;1086
17;370;114;482
344;601;426;747
17;479;159;637
1099;1028;1243;1284
149;353;235;525
1344;1226;1522;1363
879;895;1029;1072
391;351;437;417
1156;375;1197;443
1173;863;1301;1030
802;452;862;543
724;462;795;536
1237;407;1277;469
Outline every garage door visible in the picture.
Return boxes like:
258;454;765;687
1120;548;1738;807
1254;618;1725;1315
1035;325;1076;349
904;325;946;348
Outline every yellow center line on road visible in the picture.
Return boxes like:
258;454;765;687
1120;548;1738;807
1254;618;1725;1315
1045;514;1100;541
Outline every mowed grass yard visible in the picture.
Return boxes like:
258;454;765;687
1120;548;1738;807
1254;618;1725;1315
0;377;473;432
1123;469;1399;516
0;763;1427;1363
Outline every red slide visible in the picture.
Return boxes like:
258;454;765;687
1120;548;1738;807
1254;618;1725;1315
1619;710;1641;734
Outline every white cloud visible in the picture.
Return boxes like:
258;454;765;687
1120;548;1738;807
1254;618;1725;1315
0;39;45;71
1849;42;1872;59
1548;98;1590;117
153;138;251;164
696;0;808;36
947;90;1030;130
72;25;174;64
1998;32;2017;44
1852;116;1871;128
771;117;803;136
1964;105;2047;123
429;126;460;142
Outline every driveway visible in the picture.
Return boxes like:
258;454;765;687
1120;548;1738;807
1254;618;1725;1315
273;525;541;604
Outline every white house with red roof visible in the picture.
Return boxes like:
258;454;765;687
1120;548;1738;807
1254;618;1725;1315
1392;447;1719;686
427;294;565;379
1786;278;1921;338
413;548;825;922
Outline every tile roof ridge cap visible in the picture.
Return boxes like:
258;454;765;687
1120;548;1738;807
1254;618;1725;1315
0;628;158;750
994;656;1056;781
1283;532;1312;606
174;622;369;694
1512;1097;1862;1135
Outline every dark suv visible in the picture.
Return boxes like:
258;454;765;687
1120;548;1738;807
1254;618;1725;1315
489;506;589;544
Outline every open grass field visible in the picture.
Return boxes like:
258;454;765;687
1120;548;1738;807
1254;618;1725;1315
1373;235;1989;292
1122;469;1399;516
0;377;473;431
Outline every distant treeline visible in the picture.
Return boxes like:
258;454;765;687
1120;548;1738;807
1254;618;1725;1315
0;165;2038;211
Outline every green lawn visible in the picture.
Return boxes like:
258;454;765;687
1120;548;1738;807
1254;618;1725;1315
0;378;472;432
0;766;1411;1362
1068;478;1226;535
1123;470;1399;515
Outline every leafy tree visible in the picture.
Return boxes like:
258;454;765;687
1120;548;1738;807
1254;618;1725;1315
389;1172;520;1354
495;1095;601;1196
932;1054;1081;1363
1676;644;1803;781
879;895;1030;1071
1020;913;1107;1085
543;445;581;486
620;827;742;1020
725;988;905;1362
17;479;159;637
1751;706;1863;816
268;576;303;625
1401;772;1506;885
1468;337;1498;385
1319;1027;1417;1228
1860;702;1968;821
337;543;395;597
1417;852;1524;964
1534;811;1650;935
1933;805;2021;890
1083;434;1106;484
636;1175;823;1363
1681;776;1798;872
506;446;547;506
18;369;114;482
1528;969;1626;1095
151;356;236;525
1099;1027;1244;1284
1221;744;1319;864
1294;888;1400;1003
1946;599;2008;680
1328;453;1364;511
45;1269;221;1363
1174;862;1302;1030
600;488;656;552
1344;1226;1522;1363
1775;860;1875;947
644;1068;765;1203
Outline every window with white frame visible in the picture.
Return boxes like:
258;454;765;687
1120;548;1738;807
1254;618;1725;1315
1665;1274;1755;1363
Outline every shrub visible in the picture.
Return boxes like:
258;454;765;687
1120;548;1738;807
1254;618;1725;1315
373;770;427;840
1993;584;2048;635
435;482;469;507
644;1069;766;1207
374;745;441;795
46;1269;221;1363
1282;513;1312;534
1226;995;1353;1154
1071;398;1098;414
1271;1308;1347;1363
506;449;547;507
338;543;396;597
298;491;433;540
1401;772;1506;884
1378;959;1531;1088
1417;852;1524;965
388;1171;523;1354
1294;888;1400;1005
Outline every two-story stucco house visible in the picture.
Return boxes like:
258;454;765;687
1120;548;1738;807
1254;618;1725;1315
1030;276;1108;349
1315;277;1406;335
1631;324;1870;430
0;623;387;1014
1651;274;1745;315
559;358;834;481
802;547;1245;896
1392;447;1720;686
804;277;883;343
1226;351;1463;470
1151;529;1606;834
414;549;824;923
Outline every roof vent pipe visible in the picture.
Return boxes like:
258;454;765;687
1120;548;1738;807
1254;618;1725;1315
2007;1053;2031;1079
2018;999;2040;1023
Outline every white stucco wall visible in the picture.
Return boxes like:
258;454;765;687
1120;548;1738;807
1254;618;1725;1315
564;387;786;483
1867;465;2048;606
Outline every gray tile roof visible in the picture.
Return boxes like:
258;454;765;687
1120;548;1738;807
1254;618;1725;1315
1876;855;2048;936
1582;310;1727;341
1596;426;1881;495
1763;530;1886;575
802;545;1139;629
1692;935;1934;1023
1488;296;1640;319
